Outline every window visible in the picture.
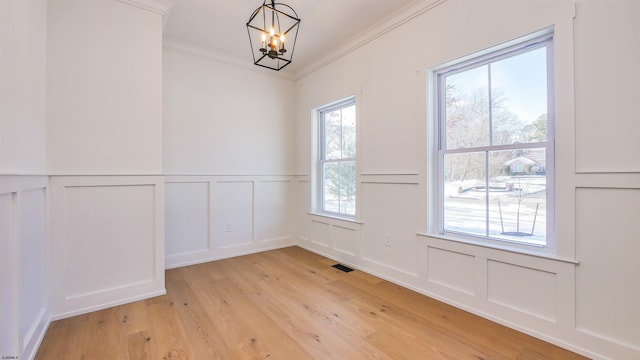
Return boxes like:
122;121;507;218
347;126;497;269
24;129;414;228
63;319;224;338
432;33;554;247
317;97;356;217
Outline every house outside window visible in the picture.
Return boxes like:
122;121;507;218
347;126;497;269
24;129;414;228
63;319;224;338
431;33;554;247
317;97;356;217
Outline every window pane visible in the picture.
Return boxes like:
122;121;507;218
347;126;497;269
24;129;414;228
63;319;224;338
322;162;340;213
445;65;490;149
491;47;548;145
341;105;356;158
322;161;356;216
339;161;356;216
443;152;486;236
323;110;342;160
488;149;546;245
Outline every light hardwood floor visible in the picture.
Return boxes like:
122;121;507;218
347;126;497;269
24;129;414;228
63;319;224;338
36;247;588;359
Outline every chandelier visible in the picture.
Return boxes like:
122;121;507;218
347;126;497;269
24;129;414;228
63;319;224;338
246;0;301;71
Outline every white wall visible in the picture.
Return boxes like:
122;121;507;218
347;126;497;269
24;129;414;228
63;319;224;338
162;48;297;267
0;1;49;359
162;48;295;175
47;0;163;175
46;0;168;320
0;0;47;174
294;0;640;359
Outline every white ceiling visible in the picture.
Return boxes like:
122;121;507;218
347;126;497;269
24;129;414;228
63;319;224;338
163;0;417;77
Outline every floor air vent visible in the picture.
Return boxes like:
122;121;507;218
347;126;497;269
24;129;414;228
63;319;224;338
332;264;354;273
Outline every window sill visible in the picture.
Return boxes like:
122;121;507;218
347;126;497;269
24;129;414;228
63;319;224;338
417;232;579;265
307;212;363;225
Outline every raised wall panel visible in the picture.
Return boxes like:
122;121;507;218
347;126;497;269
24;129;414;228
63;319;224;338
333;225;357;257
165;182;210;257
576;188;640;349
0;193;16;354
212;181;253;249
63;185;156;297
50;176;165;319
427;247;475;295
18;188;47;353
487;260;556;322
311;220;331;247
0;177;49;360
296;179;310;242
255;181;292;242
574;1;640;173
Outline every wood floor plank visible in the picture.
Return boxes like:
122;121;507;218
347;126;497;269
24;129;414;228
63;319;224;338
216;256;372;359
35;247;589;360
164;269;235;360
127;330;152;360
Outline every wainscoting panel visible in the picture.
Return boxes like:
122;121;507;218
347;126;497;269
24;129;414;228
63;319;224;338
254;180;292;243
295;176;310;243
213;181;253;249
165;181;210;256
18;187;48;356
310;219;331;248
164;176;295;269
0;176;49;360
50;176;165;320
427;246;475;295
487;260;557;322
333;225;358;257
575;187;640;351
0;192;16;355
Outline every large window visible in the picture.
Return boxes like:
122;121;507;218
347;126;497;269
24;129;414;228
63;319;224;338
432;33;554;247
318;98;356;217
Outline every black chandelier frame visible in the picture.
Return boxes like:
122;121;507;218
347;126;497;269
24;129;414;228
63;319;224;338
246;0;301;71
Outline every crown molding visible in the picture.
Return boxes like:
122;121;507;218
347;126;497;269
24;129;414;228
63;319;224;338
118;0;173;16
296;0;448;79
162;41;297;81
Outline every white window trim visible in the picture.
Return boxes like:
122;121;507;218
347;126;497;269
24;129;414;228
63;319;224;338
427;29;556;251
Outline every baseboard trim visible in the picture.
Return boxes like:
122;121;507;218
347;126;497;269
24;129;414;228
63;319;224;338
165;242;296;270
51;289;166;321
21;308;50;360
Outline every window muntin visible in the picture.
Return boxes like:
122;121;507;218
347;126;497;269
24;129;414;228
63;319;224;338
435;35;553;247
319;98;356;217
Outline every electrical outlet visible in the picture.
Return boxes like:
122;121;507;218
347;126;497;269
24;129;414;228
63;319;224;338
225;222;232;232
384;233;391;247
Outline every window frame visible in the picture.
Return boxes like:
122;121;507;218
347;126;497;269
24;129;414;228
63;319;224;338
316;96;357;219
431;32;555;249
